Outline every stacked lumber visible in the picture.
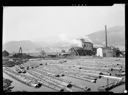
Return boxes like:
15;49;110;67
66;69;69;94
34;68;71;83
32;69;72;87
63;71;96;83
27;70;72;92
100;75;123;80
35;68;88;91
42;65;97;80
41;65;100;81
28;71;64;91
48;65;100;79
3;69;41;88
98;79;125;91
42;65;96;82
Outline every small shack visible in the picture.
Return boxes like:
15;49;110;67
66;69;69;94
96;48;103;57
96;47;114;57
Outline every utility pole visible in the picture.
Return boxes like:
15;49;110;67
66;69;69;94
105;25;108;48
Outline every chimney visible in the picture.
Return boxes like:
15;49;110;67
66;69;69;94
105;25;108;48
80;38;85;48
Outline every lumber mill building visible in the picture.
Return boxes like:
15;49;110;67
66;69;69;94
68;41;95;56
96;47;114;57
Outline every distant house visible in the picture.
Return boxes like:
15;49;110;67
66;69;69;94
2;50;9;57
96;48;103;57
96;47;114;57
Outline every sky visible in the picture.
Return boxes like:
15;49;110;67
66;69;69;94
3;4;125;44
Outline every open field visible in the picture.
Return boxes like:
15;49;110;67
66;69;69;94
3;56;125;92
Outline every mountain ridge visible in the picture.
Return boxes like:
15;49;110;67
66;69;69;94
86;26;125;50
3;25;125;53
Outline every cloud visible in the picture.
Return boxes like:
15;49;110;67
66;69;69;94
84;36;93;43
58;33;82;47
71;39;82;47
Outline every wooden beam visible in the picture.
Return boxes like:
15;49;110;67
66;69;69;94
100;75;123;80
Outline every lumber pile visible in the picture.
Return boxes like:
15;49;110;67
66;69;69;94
31;69;72;87
3;69;41;88
27;70;73;92
98;79;125;91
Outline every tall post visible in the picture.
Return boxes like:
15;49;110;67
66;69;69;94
107;78;109;86
18;46;23;59
105;25;108;48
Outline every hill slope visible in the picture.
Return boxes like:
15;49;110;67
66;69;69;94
87;26;125;50
3;40;41;53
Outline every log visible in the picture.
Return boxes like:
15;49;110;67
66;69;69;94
100;75;123;80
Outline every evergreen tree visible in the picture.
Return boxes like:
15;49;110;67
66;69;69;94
2;50;9;57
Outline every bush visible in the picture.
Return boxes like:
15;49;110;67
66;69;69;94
3;78;14;92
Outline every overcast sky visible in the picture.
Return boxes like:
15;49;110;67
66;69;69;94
3;4;125;44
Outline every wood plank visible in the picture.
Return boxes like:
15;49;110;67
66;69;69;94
100;75;123;80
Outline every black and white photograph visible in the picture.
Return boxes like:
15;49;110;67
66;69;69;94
2;4;126;93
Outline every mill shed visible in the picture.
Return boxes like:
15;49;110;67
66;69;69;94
96;47;114;57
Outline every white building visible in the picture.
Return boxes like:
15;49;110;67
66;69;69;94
96;47;114;57
96;48;103;57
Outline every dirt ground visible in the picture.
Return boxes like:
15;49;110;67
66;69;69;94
3;56;125;92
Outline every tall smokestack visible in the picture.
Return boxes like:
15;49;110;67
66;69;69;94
105;25;108;47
